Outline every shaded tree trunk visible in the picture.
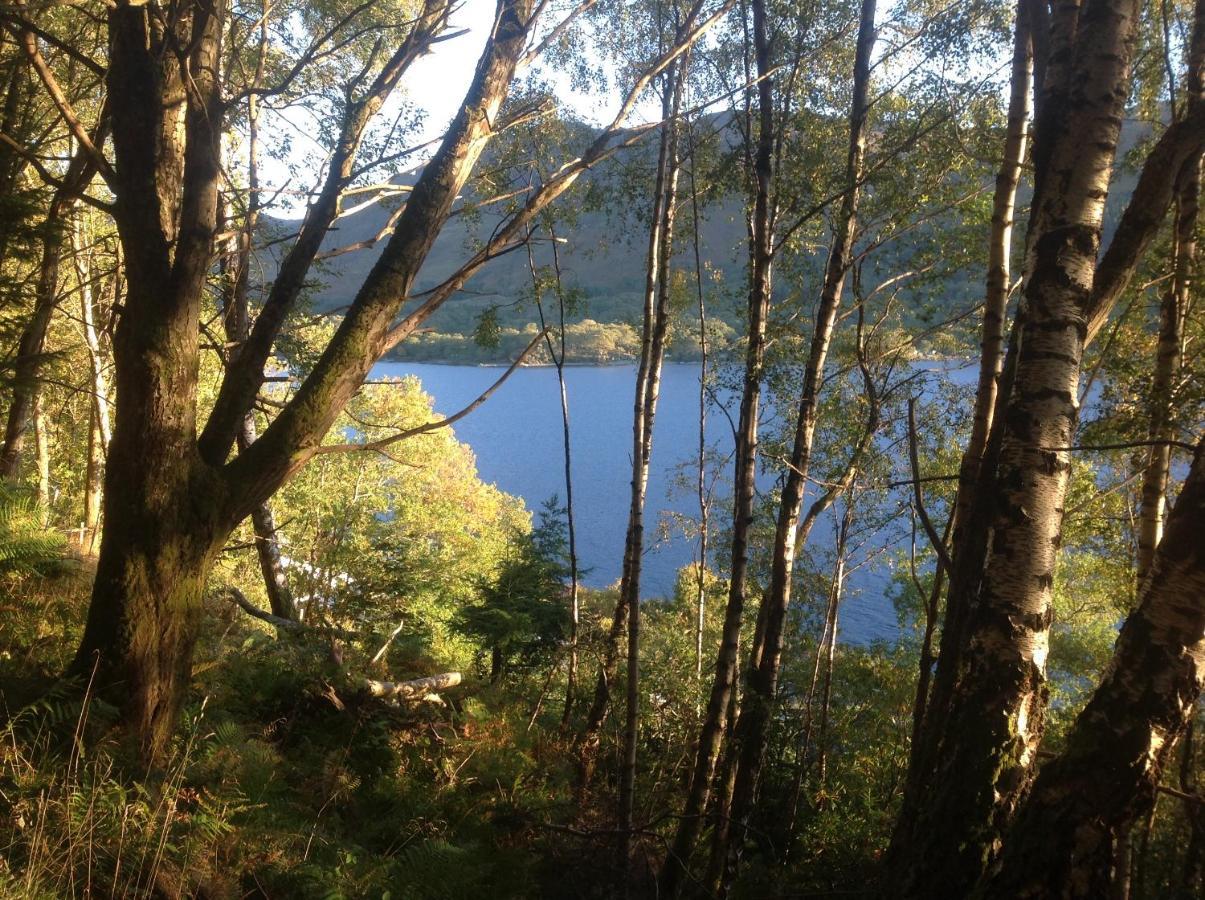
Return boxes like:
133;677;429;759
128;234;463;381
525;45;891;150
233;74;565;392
0;188;82;479
70;0;532;762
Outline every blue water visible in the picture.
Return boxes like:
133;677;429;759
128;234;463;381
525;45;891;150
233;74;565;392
372;360;979;643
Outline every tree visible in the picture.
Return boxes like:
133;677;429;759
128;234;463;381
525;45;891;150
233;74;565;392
889;0;1205;890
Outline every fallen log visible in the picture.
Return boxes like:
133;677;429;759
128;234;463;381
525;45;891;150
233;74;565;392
366;672;462;700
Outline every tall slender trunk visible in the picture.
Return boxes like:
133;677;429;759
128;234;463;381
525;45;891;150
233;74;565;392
84;400;103;552
814;509;850;799
0;87;104;480
718;0;875;882
223;47;297;621
32;392;49;523
76;222;111;554
547;232;580;729
949;0;1033;546
687;119;709;688
1136;154;1198;585
574;60;686;800
784;530;845;848
0;196;74;479
527;222;581;727
984;444;1205;898
886;0;1144;891
658;1;774;891
620;60;685;886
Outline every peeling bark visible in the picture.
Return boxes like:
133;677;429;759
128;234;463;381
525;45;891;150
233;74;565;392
887;0;1144;890
983;444;1205;898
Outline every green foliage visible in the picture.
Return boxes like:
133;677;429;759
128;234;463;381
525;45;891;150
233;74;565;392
0;485;65;578
454;501;571;681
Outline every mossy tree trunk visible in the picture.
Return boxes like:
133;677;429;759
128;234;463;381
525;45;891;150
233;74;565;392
68;0;532;763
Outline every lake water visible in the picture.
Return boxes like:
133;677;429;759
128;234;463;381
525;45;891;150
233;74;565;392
372;360;979;644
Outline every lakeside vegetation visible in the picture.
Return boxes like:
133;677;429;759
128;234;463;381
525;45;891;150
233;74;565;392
0;0;1203;894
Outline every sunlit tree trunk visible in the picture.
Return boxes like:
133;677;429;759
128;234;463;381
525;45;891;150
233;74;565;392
221;42;297;621
949;0;1033;546
983;444;1205;898
902;0;1033;799
620;60;685;885
658;0;774;891
31;392;49;523
886;0;1145;891
529;228;580;729
1136;154;1198;585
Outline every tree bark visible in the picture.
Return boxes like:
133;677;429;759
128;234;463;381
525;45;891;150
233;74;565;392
950;0;1033;548
620;58;685;884
31;391;48;522
886;0;1144;891
658;0;774;891
717;0;875;883
0;140;96;479
983;443;1205;899
1136;161;1199;586
70;0;229;762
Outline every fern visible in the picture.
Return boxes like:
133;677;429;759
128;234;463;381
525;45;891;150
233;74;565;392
0;485;65;577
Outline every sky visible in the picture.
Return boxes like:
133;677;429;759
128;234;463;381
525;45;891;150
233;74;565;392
260;0;652;215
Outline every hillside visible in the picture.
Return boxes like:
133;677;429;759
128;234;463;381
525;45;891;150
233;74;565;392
262;115;1153;364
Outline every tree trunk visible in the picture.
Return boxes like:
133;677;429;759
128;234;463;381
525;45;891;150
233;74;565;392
220;77;298;622
718;0;875;882
620;60;685;884
69;0;228;761
76;222;111;554
687;118;710;689
0;196;74;479
31;392;49;523
84;400;103;550
886;0;1144;891
658;0;774;891
949;0;1033;548
900;0;1032;803
1136;155;1198;585
69;0;538;762
983;443;1205;899
527;223;581;728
